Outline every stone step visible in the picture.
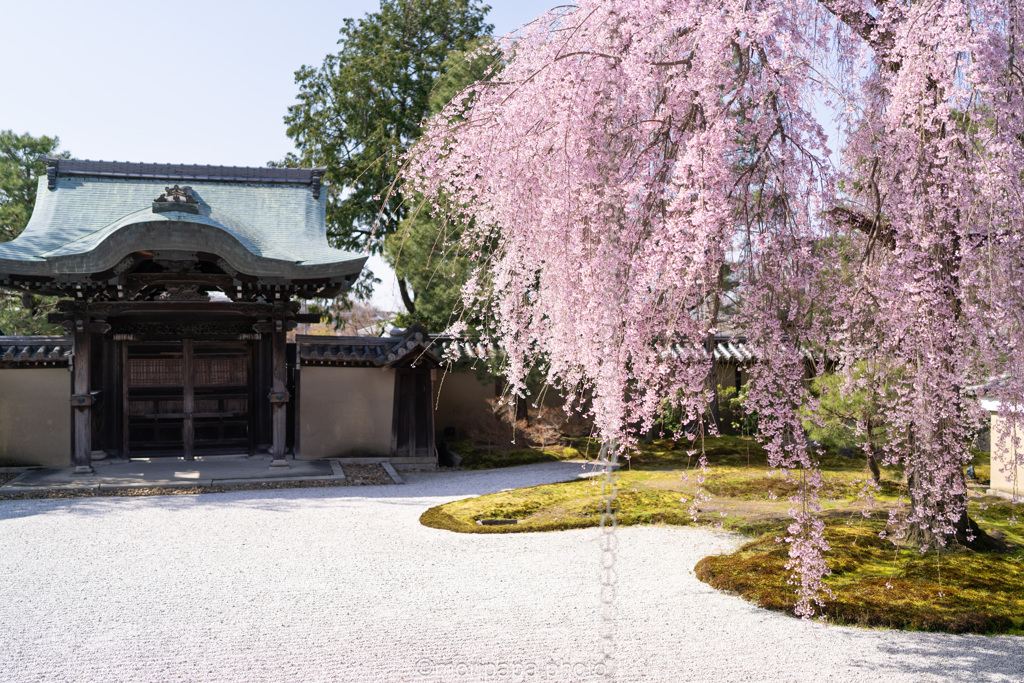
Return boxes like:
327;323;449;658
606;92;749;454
324;456;436;466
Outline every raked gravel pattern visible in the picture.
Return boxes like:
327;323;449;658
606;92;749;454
0;461;1021;683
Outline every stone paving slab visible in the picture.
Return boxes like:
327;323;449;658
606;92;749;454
380;461;404;484
2;455;337;490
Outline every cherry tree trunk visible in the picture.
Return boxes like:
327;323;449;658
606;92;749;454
864;443;881;486
904;468;1004;552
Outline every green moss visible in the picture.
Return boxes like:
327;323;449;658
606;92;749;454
967;449;992;485
420;476;704;534
696;517;1024;634
449;440;591;470
625;435;770;469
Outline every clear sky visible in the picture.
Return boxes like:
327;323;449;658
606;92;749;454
0;0;562;311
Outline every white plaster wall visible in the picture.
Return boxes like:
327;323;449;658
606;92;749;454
0;368;71;467
297;366;394;459
433;369;495;440
990;414;1024;498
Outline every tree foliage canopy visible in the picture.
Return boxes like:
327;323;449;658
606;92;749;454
406;0;1024;615
0;130;68;335
282;0;492;309
386;38;500;332
801;361;905;484
0;130;65;242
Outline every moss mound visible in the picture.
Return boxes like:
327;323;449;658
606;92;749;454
423;436;1023;635
695;524;1024;635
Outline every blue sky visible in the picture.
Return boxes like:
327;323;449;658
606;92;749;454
0;1;562;310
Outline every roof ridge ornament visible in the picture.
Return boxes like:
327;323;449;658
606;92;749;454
46;159;58;190
311;170;322;199
153;185;200;214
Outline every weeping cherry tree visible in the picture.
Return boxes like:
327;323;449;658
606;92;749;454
404;0;1024;615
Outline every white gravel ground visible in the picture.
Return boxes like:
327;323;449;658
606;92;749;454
0;461;1021;683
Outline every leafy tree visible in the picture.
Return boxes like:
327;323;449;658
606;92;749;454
407;0;1024;615
0;294;64;336
281;0;493;311
386;211;470;331
386;38;500;332
0;131;69;335
0;131;66;241
801;363;903;485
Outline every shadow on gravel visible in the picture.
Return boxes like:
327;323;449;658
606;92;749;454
858;631;1024;678
0;462;590;522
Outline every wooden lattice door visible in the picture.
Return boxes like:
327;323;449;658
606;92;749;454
124;340;252;457
390;369;435;459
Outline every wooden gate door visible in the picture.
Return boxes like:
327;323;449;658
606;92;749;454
124;340;251;457
390;369;435;459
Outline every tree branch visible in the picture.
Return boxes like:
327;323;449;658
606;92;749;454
827;205;895;251
397;276;416;315
815;0;895;54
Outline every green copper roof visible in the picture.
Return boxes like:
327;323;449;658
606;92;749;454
0;159;365;284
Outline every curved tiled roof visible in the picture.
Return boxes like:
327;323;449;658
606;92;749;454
364;332;760;367
0;336;73;366
0;158;365;285
296;330;440;368
43;159;321;187
298;336;393;366
426;335;757;365
664;338;756;363
0;332;756;370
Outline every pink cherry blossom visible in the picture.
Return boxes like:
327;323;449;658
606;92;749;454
405;0;1024;615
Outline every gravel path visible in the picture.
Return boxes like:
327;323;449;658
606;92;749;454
0;462;1021;683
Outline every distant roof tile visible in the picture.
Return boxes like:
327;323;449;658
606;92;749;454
41;157;325;187
0;336;73;366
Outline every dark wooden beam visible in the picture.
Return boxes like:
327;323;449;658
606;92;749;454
71;319;93;474
121;342;130;459
82;301;276;317
269;321;290;468
183;339;195;461
126;273;235;290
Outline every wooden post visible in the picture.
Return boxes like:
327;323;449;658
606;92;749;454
182;338;195;461
269;321;289;467
71;319;93;474
121;341;130;459
292;356;301;460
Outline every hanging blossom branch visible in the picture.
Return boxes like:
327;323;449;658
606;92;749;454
403;0;1024;615
829;0;1024;548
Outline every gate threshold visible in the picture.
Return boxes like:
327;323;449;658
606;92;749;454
0;455;403;496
